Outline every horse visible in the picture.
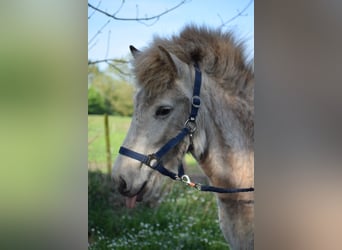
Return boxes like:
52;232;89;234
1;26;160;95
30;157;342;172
112;25;254;250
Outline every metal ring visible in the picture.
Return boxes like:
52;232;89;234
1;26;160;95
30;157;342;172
191;96;201;108
147;154;159;168
184;119;197;133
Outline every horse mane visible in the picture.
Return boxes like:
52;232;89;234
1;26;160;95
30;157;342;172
132;25;254;140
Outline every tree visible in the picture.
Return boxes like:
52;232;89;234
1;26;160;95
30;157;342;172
88;85;106;114
88;0;190;71
88;63;134;116
108;80;134;116
87;1;253;115
88;0;253;65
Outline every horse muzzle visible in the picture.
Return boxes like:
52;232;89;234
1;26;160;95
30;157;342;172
117;176;148;208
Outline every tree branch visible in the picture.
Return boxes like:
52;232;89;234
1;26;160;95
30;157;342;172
88;0;189;25
88;39;98;52
105;29;111;59
112;0;125;16
88;19;111;45
88;59;130;76
88;59;128;65
88;0;101;20
219;0;253;28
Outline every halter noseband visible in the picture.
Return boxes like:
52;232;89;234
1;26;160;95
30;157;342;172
119;63;254;194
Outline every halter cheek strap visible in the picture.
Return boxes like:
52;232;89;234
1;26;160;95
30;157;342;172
119;63;254;194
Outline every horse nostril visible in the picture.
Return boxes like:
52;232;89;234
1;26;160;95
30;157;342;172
118;176;128;194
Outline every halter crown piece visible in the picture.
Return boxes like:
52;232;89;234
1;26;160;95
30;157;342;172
119;63;254;194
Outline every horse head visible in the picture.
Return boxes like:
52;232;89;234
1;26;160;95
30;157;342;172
112;45;200;208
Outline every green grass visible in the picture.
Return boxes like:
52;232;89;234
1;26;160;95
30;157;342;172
88;115;131;166
88;171;229;250
88;115;229;249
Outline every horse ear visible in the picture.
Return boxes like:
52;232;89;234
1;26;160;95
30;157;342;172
157;46;185;77
129;45;141;59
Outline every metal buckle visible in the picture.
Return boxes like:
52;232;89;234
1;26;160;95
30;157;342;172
184;119;197;133
191;96;201;108
146;154;159;168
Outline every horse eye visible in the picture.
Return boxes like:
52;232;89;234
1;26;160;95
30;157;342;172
155;106;173;117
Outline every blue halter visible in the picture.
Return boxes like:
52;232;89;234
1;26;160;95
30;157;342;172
119;63;254;194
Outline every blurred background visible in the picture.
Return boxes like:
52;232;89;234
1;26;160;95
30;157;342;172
1;0;341;249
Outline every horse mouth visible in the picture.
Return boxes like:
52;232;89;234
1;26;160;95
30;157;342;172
125;181;147;208
136;181;147;202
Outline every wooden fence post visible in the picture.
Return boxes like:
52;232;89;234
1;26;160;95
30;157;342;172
104;113;112;176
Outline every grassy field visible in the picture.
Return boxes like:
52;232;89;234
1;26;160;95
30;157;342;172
88;115;131;166
88;171;228;250
88;115;229;249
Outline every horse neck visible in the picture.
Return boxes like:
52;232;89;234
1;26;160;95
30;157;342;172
192;75;254;195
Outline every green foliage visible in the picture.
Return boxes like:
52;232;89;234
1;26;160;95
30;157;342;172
108;80;134;116
88;86;107;114
88;171;229;250
88;63;134;116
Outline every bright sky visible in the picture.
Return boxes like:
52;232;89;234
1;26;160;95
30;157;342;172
88;0;254;68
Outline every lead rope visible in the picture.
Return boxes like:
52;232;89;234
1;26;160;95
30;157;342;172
177;163;254;193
